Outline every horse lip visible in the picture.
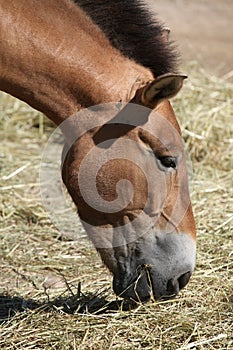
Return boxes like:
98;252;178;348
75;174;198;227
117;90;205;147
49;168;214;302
113;264;154;302
113;272;138;297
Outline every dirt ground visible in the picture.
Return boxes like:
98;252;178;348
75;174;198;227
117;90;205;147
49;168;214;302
147;0;233;80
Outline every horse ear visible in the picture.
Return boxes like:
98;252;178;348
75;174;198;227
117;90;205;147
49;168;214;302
141;73;187;108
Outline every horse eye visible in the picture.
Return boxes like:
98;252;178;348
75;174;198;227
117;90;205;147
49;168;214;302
158;156;177;169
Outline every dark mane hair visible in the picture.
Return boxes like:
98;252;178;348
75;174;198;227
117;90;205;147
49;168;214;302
74;0;178;76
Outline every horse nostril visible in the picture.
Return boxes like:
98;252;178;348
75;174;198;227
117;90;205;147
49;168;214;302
166;271;192;296
178;271;191;290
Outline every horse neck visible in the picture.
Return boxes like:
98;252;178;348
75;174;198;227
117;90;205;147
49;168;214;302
0;0;153;126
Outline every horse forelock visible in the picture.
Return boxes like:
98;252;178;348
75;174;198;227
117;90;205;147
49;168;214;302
73;0;179;77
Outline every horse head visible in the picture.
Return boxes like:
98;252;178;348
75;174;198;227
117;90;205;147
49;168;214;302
62;74;196;302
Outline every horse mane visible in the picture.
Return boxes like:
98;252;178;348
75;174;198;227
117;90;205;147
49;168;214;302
74;0;179;77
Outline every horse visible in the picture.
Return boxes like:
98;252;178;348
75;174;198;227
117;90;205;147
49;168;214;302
0;0;196;302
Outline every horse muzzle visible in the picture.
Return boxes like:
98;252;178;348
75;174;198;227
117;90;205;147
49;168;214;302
112;231;196;302
113;266;192;302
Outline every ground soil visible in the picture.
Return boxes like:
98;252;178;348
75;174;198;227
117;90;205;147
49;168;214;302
147;0;233;80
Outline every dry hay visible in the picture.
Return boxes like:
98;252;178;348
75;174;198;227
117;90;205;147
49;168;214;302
0;65;232;349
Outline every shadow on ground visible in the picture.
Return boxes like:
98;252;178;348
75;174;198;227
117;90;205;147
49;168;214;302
0;290;136;323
